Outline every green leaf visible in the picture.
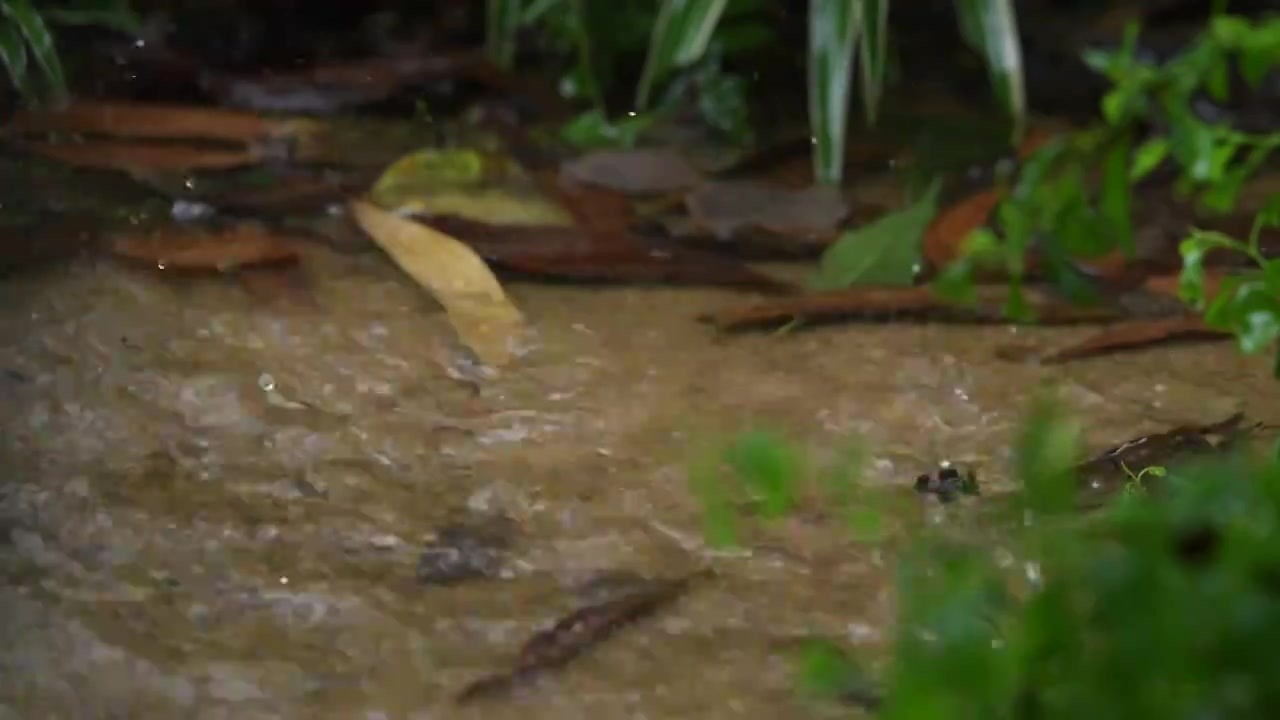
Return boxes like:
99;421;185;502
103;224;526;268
1;0;65;101
485;0;523;70
1229;283;1280;354
0;19;29;94
1100;134;1135;254
1129;137;1169;181
811;178;941;289
807;0;863;184
635;0;730;110
954;0;1027;142
559;108;654;149
1166;100;1217;182
857;0;889;125
45;0;144;35
931;227;1003;306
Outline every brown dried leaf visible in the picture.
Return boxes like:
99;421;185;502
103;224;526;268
110;224;301;271
921;189;1001;270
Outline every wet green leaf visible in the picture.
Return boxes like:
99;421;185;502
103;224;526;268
807;0;863;183
857;0;889;125
1100;135;1135;254
635;0;730;110
560;108;655;149
1129;137;1169;181
1;0;65;100
1166;102;1216;182
1229;283;1280;354
0;19;28;94
931;227;1002;306
811;178;940;290
954;0;1026;142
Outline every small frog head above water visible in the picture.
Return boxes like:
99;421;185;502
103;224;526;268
914;464;980;504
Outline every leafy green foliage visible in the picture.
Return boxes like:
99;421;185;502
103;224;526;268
695;398;1280;717
1178;200;1280;375
811;177;941;289
634;0;729;111
1;0;140;102
936;13;1280;332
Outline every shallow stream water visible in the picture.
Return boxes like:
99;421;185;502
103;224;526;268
2;238;1277;719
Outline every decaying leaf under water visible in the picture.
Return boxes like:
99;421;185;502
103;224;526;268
684;180;848;246
110;224;301;272
6;100;316;145
456;569;710;704
560;148;703;195
349;200;528;368
17;138;264;173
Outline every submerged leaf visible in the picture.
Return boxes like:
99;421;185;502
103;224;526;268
368;147;490;206
350;200;528;368
685;181;848;243
560;148;703;195
811;179;941;289
369;147;573;226
109;224;301;272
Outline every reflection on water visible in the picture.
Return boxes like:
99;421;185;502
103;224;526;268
2;242;1277;718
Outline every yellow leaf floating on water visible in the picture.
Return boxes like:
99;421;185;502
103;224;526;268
349;200;528;368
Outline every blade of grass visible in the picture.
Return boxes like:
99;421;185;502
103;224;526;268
568;0;606;113
635;0;729;111
953;0;1026;143
1;0;66;102
857;0;889;125
808;0;864;184
486;0;523;70
0;19;29;94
